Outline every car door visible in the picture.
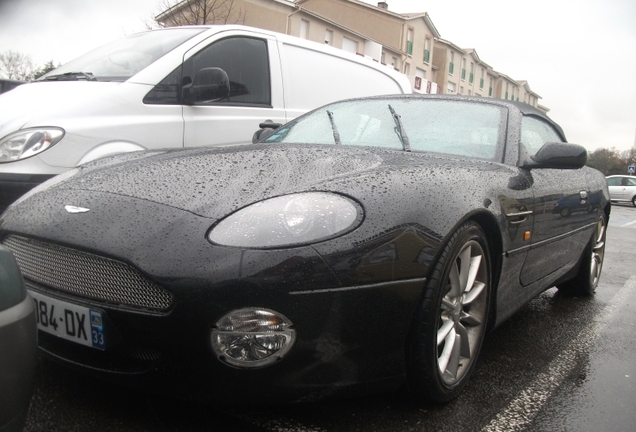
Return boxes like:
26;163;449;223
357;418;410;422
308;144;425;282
626;177;636;203
606;177;623;200
181;33;287;147
518;116;593;286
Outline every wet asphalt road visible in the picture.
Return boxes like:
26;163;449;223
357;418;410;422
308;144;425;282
23;204;636;432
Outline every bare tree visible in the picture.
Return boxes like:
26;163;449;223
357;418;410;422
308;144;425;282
155;0;246;27
0;50;35;81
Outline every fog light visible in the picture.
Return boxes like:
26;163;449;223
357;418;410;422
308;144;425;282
211;308;296;368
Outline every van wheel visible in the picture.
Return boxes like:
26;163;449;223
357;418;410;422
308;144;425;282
406;222;491;403
557;214;606;296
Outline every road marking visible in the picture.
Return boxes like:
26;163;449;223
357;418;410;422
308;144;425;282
620;219;636;228
481;277;636;432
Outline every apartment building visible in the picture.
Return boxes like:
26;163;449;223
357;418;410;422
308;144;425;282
518;80;541;107
294;1;440;91
156;0;546;110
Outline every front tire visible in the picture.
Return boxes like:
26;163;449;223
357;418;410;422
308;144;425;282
557;213;606;296
407;222;491;403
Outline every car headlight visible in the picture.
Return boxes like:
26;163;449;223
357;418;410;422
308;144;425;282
0;128;65;163
211;308;296;368
208;192;362;248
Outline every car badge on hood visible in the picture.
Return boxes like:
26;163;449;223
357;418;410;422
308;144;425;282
64;205;90;214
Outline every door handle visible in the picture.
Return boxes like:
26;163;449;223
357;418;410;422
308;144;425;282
506;210;533;224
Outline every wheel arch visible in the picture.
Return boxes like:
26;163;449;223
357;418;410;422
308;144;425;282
468;211;503;331
77;141;147;166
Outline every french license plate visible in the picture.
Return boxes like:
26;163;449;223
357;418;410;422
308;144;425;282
29;290;106;350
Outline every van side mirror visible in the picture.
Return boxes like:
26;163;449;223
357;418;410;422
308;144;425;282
252;120;283;143
521;142;588;169
182;67;230;105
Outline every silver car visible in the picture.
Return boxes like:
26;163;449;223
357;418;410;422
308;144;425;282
0;245;37;432
606;175;636;207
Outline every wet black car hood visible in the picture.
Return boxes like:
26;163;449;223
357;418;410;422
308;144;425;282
49;143;494;220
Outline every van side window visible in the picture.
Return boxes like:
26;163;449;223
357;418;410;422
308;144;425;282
520;116;564;157
144;37;271;106
184;37;271;106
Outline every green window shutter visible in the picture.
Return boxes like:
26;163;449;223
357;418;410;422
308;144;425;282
489;87;492;96
469;73;474;84
480;78;484;89
424;49;430;63
505;91;508;99
407;41;413;55
461;69;466;80
449;62;454;74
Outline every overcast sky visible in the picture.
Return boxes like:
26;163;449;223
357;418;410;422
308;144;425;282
0;0;634;152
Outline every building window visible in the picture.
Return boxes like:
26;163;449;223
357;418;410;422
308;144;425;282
406;28;414;55
324;29;333;45
459;86;464;95
479;68;484;89
416;67;426;80
391;56;398;69
342;36;358;54
300;20;309;39
404;62;410;75
505;83;509;100
461;58;466;81
381;52;385;64
424;38;431;63
469;62;474;84
447;81;456;94
449;51;455;75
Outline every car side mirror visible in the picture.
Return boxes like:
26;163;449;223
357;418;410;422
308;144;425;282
182;67;230;105
522;142;588;169
252;120;283;143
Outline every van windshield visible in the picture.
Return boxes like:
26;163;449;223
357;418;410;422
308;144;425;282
38;28;206;82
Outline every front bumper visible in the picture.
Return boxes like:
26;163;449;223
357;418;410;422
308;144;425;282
1;231;428;403
26;275;424;404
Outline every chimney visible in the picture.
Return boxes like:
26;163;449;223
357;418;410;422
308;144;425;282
377;2;388;9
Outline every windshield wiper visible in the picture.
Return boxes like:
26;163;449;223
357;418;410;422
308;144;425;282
42;72;97;81
388;104;410;151
326;110;342;145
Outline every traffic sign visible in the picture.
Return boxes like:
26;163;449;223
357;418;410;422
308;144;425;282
629;165;636;174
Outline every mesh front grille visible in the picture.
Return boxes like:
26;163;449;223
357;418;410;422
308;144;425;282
2;235;173;311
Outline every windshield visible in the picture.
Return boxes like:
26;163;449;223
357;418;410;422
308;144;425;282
265;98;505;160
38;28;206;82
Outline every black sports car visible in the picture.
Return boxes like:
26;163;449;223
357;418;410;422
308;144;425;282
0;95;609;404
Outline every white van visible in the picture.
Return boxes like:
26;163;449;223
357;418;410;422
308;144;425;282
0;25;411;212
